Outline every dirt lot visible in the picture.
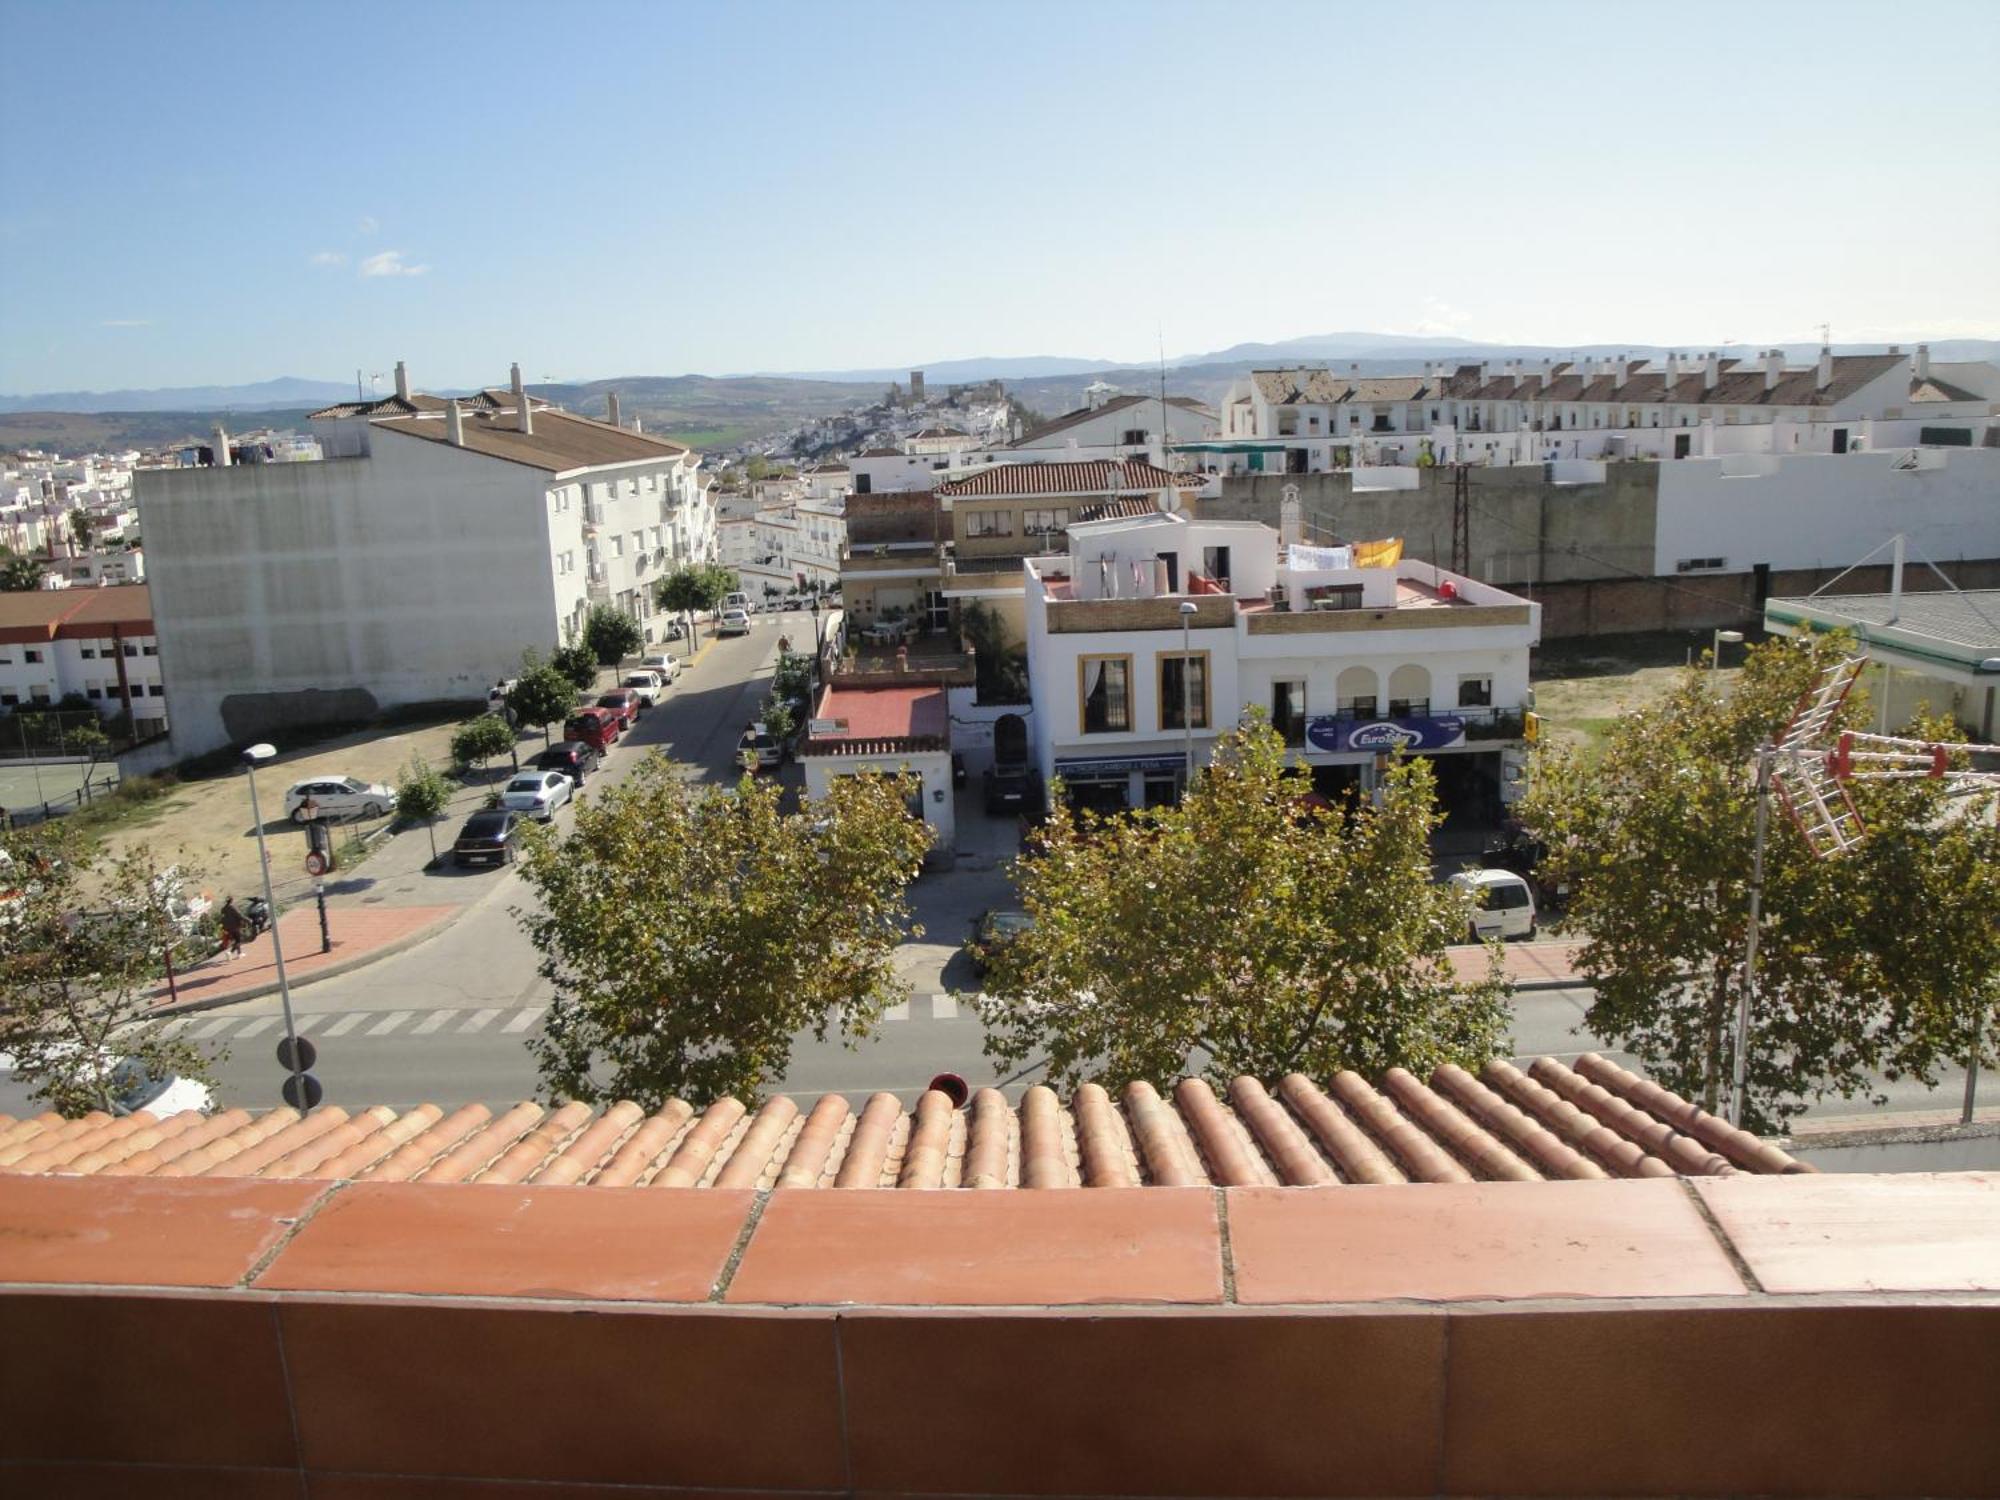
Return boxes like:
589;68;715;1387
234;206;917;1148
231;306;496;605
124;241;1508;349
1531;629;1751;759
87;714;534;905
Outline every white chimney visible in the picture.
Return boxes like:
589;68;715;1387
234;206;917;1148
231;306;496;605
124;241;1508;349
1816;346;1834;391
1542;358;1556;386
1914;343;1931;381
393;360;409;400
1764;349;1783;392
212;424;232;467
607;391;622;429
1476;362;1489;386
1703;351;1721;389
446;398;465;446
511;362;534;435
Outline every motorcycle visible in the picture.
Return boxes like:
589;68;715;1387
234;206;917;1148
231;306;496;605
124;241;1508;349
243;896;272;940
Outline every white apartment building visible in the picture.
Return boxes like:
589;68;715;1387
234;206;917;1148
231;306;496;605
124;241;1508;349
850;446;952;495
1200;347;1996;477
803;461;851;504
138;363;717;758
970;392;1219;466
1022;513;1539;816
717;497;845;599
0;585;167;728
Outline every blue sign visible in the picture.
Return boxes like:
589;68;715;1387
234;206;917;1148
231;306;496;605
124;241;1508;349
1304;715;1466;753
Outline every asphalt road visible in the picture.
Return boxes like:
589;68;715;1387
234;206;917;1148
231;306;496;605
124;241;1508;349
134;983;1981;1127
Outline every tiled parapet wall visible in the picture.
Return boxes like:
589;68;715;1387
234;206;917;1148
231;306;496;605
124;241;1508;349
2;1173;1996;1497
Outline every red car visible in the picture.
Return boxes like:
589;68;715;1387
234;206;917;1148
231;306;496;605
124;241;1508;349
595;689;643;728
563;707;621;751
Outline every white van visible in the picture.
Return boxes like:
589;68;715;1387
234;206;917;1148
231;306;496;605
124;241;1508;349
1451;868;1537;942
722;590;752;615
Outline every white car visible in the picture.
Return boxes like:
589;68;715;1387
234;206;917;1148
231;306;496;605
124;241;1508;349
639;653;680;682
500;770;573;821
1451;868;1538;942
717;609;751;636
621;670;664;706
285;776;394;823
0;1047;212;1119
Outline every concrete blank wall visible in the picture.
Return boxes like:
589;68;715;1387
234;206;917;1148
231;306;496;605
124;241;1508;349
139;437;561;758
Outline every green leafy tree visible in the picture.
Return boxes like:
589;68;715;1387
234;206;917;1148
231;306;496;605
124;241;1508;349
960;600;1029;703
450;714;517;776
505;652;577;746
0;824;222;1116
394;753;455;863
550;639;599;692
517;756;932;1107
655;562;738;647
582;604;642;666
0;551;45;592
759;692;796;749
980;720;1508;1092
1519;634;2000;1130
69;508;97;550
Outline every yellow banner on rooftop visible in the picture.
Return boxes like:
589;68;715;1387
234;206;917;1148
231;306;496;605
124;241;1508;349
1352;537;1404;569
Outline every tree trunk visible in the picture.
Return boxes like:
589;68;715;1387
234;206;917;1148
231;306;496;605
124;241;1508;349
426;820;438;863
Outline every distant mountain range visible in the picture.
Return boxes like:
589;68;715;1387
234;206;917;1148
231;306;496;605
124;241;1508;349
0;376;359;416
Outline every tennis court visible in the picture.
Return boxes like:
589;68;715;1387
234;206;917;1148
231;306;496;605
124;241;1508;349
0;759;120;820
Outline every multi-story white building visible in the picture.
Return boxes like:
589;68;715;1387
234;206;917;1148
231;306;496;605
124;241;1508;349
1200;347;1996;477
0;585;167;729
970;391;1218;466
137;363;717;758
717;497;845;600
802;461;850;504
1021;512;1539;816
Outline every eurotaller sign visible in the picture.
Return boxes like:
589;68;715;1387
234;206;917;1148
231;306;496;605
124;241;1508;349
1305;714;1467;754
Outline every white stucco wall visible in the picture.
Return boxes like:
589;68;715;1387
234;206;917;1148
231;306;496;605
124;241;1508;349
802;748;955;851
1652;447;2000;576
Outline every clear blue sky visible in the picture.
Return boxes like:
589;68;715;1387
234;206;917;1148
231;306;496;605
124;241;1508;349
3;0;1996;394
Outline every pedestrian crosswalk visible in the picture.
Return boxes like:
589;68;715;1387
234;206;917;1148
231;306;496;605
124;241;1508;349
157;993;976;1044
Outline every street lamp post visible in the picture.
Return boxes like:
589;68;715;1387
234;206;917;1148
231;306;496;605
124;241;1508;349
243;744;309;1114
1712;628;1745;689
1178;601;1198;796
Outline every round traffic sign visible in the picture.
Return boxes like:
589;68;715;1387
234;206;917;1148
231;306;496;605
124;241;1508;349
280;1072;324;1111
276;1035;318;1072
304;849;329;877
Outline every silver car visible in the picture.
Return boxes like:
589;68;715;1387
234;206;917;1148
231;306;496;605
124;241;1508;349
499;770;573;821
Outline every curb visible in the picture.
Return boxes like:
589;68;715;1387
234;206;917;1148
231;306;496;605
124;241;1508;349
150;907;459;1019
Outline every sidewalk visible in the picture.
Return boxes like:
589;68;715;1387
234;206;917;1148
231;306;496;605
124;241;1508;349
1445;937;1585;991
151;904;456;1015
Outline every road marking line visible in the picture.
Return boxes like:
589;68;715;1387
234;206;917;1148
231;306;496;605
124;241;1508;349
883;999;911;1022
366;1011;411;1036
502;1006;544;1034
232;1016;280;1039
319;1012;368;1037
413;1010;459;1035
459;1008;504;1034
185;1016;236;1038
930;994;958;1020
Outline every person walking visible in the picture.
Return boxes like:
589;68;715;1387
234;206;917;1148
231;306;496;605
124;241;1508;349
220;896;245;959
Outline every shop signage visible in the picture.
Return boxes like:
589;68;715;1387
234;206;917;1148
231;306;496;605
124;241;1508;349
1304;714;1467;753
1055;753;1189;781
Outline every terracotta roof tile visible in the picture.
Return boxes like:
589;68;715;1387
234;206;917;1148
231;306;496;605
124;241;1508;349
0;1054;1809;1189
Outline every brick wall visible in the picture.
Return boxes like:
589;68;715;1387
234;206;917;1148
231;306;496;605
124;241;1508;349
1;1171;1994;1497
